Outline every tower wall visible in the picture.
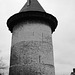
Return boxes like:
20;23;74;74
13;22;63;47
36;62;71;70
9;23;55;75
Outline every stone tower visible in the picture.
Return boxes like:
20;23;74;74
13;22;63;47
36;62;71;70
7;0;58;75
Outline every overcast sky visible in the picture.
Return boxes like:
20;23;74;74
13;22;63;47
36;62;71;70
0;0;75;75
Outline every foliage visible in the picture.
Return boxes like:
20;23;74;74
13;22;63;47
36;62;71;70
0;51;8;75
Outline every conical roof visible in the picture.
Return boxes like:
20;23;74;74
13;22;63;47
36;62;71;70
20;0;45;12
7;0;58;33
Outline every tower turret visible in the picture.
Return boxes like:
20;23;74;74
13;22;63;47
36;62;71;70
7;0;58;75
7;0;58;33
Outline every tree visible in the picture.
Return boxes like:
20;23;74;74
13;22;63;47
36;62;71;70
0;50;8;75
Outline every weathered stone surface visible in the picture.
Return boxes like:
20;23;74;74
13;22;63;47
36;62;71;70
9;23;55;75
9;41;54;75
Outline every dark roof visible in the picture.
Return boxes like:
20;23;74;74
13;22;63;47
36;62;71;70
7;0;58;33
20;0;45;12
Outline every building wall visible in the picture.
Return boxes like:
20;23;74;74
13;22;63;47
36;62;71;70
9;23;55;75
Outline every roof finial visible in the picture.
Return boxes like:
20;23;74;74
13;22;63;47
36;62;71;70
27;0;31;6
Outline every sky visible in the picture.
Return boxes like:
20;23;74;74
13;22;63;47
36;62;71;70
0;0;75;75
